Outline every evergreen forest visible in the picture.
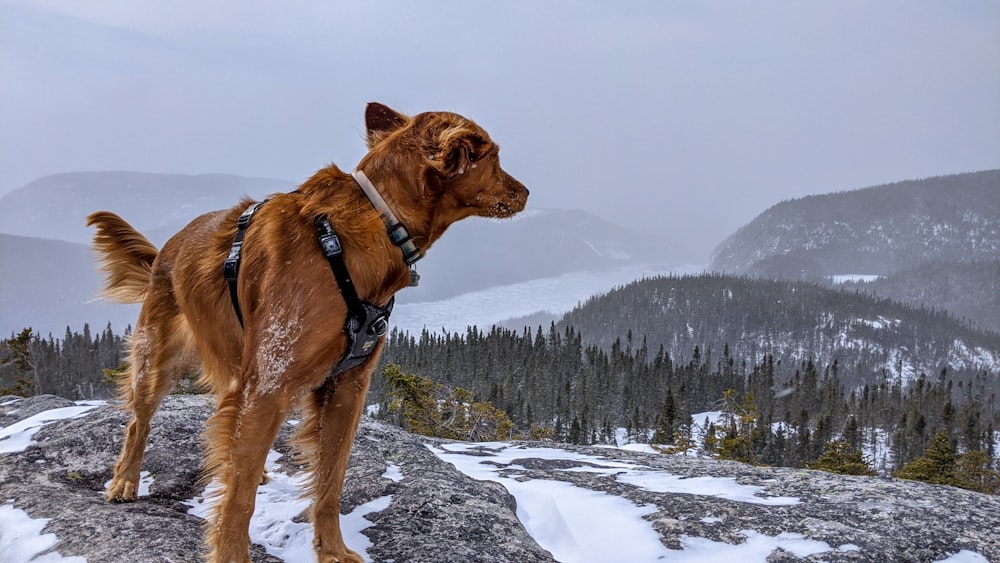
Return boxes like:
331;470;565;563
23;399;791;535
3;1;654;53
3;275;998;493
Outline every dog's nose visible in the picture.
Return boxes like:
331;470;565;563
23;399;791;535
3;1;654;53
504;171;528;197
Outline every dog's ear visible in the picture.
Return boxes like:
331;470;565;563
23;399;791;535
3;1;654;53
433;126;490;177
365;103;410;148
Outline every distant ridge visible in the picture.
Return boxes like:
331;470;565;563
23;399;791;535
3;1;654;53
0;171;294;245
0;233;140;337
558;274;1000;389
707;170;1000;332
709;170;1000;277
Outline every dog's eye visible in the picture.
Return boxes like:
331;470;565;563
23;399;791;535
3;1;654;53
468;151;477;162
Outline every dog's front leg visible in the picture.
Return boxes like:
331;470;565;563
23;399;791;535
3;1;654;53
204;385;293;563
300;362;375;563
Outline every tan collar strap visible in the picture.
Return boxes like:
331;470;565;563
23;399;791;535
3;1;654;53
351;170;423;268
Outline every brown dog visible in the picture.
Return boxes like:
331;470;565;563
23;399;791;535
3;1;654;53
87;102;528;562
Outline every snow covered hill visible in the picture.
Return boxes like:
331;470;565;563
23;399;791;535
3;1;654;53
559;274;1000;388
709;170;1000;277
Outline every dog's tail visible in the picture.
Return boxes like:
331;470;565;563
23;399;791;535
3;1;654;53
86;212;159;304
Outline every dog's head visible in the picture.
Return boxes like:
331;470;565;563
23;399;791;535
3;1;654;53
362;103;529;220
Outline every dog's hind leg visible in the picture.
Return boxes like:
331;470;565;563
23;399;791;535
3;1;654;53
106;311;196;502
295;361;376;563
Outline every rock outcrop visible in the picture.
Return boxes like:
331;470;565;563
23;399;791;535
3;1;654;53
2;394;998;562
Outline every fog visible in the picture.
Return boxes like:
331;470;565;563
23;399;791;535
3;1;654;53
2;0;998;259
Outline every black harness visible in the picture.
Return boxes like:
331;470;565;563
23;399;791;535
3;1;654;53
314;214;394;374
222;201;267;328
222;200;408;376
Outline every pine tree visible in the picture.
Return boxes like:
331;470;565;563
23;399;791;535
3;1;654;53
652;387;676;444
568;416;582;444
895;429;957;486
807;441;876;476
0;328;38;396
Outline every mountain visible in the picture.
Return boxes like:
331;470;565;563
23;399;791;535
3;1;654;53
709;170;1000;278
0;171;295;246
0;234;139;337
3;394;998;562
707;170;1000;333
0;172;676;335
557;274;1000;389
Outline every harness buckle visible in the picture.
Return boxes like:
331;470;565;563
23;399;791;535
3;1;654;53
222;242;242;281
386;222;411;245
369;316;389;337
237;202;264;229
315;216;344;258
318;231;343;258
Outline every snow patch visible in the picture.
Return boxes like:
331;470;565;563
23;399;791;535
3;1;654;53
430;443;667;562
0;504;86;563
667;530;833;561
616;472;800;506
255;309;300;396
830;274;880;284
382;463;403;483
185;449;389;562
430;441;804;562
0;403;103;454
936;550;991;563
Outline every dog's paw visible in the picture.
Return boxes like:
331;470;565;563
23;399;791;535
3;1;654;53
319;549;364;563
104;477;139;502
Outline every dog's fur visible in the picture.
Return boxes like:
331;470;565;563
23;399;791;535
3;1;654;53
87;103;527;563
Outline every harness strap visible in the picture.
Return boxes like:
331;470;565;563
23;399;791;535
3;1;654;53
315;215;367;323
222;201;267;328
315;214;393;375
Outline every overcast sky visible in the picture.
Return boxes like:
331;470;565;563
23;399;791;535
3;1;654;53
2;1;998;258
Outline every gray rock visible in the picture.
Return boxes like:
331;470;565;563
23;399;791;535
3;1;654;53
2;394;998;562
0;395;552;562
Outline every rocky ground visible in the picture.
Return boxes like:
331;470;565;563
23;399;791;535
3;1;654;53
1;394;998;562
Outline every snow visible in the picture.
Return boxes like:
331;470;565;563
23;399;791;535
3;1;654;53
830;274;880;284
616;472;800;506
936;551;991;563
428;442;668;562
381;463;404;483
185;449;389;562
0;402;104;454
0;504;86;563
855;315;900;330
429;441;811;562
700;516;723;524
666;530;835;561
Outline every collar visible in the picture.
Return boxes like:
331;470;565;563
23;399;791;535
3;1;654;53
351;170;423;284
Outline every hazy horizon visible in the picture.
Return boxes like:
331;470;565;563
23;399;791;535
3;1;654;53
3;1;999;256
